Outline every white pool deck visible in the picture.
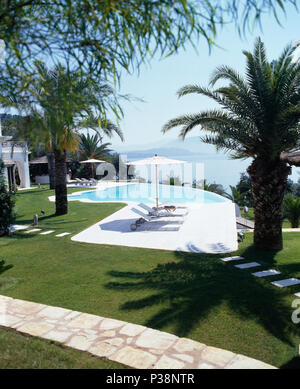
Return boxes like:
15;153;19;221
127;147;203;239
71;202;238;254
50;182;238;253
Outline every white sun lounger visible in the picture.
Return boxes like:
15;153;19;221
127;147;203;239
138;203;188;217
130;207;183;231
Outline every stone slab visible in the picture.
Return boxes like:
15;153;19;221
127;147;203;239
99;318;126;330
220;256;244;262
24;229;42;233
119;323;146;337
0;295;13;303
173;338;206;353
103;337;124;347
173;353;194;364
271;278;300;288
37;306;71;320
201;346;236;367
89;342;118;357
65;334;98;351
17;322;54;337
43;330;72;343
0;313;23;327
252;269;281;277
198;362;216;369
0;303;9;314
235;262;261;269
135;328;178;350
225;355;276;369
55;232;71;237
110;346;157;369
68;313;103;329
153;355;185;369
10;299;45;315
101;330;116;338
40;230;55;235
10;225;29;231
64;311;81;321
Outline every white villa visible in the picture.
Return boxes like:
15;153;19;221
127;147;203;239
0;120;30;190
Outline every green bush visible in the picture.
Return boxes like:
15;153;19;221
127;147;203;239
0;159;15;234
283;194;300;228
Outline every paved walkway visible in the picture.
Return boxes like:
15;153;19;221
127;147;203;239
0;295;275;369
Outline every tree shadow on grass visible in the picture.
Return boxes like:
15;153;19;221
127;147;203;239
0;260;13;275
239;244;279;266
0;260;18;292
16;189;51;196
280;356;300;369
105;247;298;346
16;213;88;227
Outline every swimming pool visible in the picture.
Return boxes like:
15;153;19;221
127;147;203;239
68;183;229;204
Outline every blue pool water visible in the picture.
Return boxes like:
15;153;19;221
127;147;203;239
68;183;229;204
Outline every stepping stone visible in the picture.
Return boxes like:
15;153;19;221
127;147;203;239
10;224;29;232
220;256;244;262
55;232;71;237
252;269;281;278
271;278;300;288
235;262;261;269
40;230;54;235
294;293;300;297
24;229;42;233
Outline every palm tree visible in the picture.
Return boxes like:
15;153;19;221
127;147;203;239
78;133;112;162
163;38;300;250
228;185;245;206
21;61;124;215
78;133;112;178
203;179;229;197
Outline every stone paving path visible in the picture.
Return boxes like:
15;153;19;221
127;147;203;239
18;227;71;238
0;295;275;369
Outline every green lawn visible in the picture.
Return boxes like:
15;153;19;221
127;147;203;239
0;187;300;368
240;207;291;228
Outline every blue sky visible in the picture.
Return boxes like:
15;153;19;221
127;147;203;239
110;2;300;150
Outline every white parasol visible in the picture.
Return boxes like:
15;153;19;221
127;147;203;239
80;158;105;178
127;154;187;208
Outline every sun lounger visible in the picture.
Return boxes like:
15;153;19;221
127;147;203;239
131;207;153;223
138;203;188;217
78;178;96;187
74;178;86;186
130;207;184;231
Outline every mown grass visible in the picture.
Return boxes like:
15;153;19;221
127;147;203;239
240;207;291;228
0;186;300;368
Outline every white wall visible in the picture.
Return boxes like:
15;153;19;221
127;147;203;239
2;142;31;188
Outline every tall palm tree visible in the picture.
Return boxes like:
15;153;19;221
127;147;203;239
78;133;112;162
163;38;300;250
78;133;112;178
22;61;124;215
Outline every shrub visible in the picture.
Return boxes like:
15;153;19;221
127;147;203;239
283;195;300;228
0;159;16;234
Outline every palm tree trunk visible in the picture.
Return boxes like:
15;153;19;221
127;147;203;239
54;148;68;215
247;157;291;250
48;152;55;189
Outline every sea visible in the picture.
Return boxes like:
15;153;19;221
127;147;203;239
126;153;300;192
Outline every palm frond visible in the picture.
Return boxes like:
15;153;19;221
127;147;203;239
163;37;300;160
